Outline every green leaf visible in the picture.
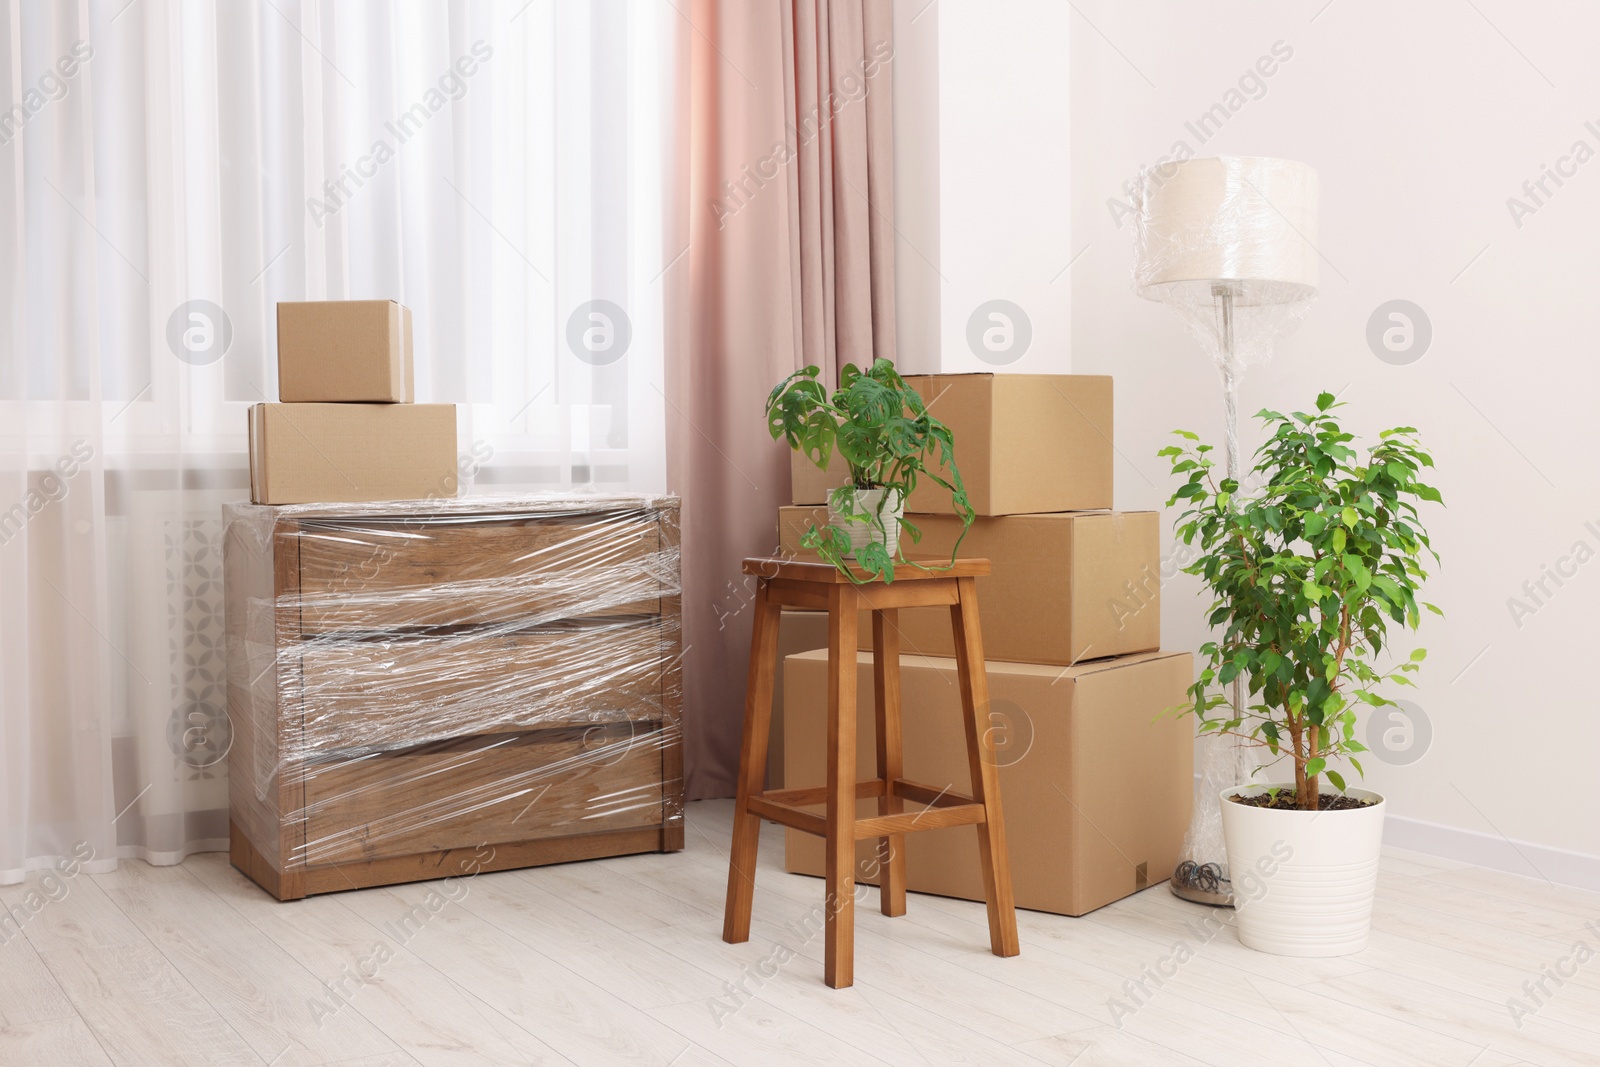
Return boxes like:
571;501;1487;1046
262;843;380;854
1326;769;1347;792
768;358;977;581
855;540;894;583
1305;757;1327;778
1157;391;1439;811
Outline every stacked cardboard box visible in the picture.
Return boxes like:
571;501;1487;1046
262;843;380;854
250;301;458;504
778;372;1194;916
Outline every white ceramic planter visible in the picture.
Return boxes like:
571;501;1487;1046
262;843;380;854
1219;783;1386;957
828;487;903;559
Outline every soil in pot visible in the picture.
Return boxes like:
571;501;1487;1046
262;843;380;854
1228;792;1377;812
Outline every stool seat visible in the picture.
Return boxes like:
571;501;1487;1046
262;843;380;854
722;554;1020;988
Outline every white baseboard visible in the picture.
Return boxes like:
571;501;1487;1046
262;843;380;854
1382;813;1600;894
1189;773;1600;893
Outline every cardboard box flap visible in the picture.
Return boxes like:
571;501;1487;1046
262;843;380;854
1060;648;1189;678
908;372;1115;383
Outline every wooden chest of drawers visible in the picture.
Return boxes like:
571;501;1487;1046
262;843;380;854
222;496;683;900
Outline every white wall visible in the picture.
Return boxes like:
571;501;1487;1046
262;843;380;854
900;1;1600;880
891;0;1071;374
889;0;941;376
1068;1;1600;875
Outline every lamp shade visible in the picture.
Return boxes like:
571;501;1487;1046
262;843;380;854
1133;156;1319;307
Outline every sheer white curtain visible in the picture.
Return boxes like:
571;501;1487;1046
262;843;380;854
0;0;673;882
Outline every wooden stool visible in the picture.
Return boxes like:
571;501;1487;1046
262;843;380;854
721;556;1020;988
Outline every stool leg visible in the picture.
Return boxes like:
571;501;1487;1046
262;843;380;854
949;576;1021;958
824;584;860;988
723;583;780;944
872;608;907;918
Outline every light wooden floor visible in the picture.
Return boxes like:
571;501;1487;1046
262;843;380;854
2;799;1597;1067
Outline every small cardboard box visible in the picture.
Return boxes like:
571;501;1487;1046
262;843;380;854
768;610;831;789
783;648;1194;916
249;403;457;505
789;449;850;506
779;506;1160;665
904;374;1113;516
278;300;414;403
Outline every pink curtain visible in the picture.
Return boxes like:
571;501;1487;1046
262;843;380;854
668;0;897;799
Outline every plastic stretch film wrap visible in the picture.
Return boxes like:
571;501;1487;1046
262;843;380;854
1133;156;1320;902
1132;155;1319;371
1134;155;1319;484
223;494;684;900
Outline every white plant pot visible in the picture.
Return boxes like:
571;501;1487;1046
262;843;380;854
1219;783;1386;957
828;487;903;559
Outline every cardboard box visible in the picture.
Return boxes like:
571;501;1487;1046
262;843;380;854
783;648;1194;916
278;300;414;403
789;448;851;506
904;374;1113;516
779;506;1160;665
249;403;458;505
768;610;831;789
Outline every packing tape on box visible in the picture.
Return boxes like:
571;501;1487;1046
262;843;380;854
1108;509;1130;545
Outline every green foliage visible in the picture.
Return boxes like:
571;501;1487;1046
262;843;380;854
766;359;974;583
1162;392;1443;811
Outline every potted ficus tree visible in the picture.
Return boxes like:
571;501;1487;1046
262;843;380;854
766;358;974;583
1163;392;1441;956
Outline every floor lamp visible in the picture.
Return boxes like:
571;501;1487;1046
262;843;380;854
1132;156;1320;906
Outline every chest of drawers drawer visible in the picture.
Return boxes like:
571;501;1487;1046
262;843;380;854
295;513;663;633
302;725;668;867
297;620;667;754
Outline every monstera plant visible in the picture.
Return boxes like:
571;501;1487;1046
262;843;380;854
766;359;973;583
